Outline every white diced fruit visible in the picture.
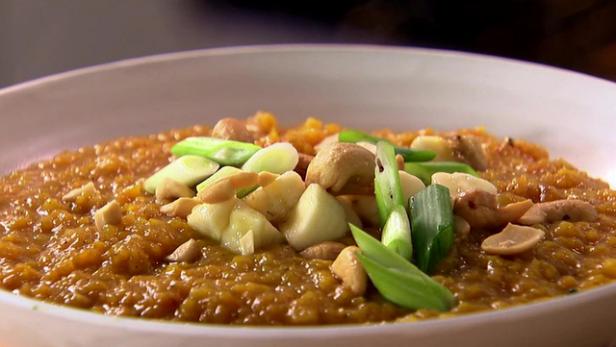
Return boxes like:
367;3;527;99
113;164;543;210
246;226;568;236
187;198;282;255
144;155;219;194
243;171;305;223
221;201;283;255
187;199;236;242
280;184;348;250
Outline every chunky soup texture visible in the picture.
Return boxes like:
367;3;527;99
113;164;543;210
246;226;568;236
1;114;616;325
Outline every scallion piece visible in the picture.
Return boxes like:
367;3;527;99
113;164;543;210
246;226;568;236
374;141;405;227
410;184;455;273
339;129;436;162
171;137;261;166
241;142;299;174
339;129;383;144
357;254;453;311
351;223;413;270
144;155;219;194
381;205;413;260
395;147;437;162
350;224;455;311
404;161;479;185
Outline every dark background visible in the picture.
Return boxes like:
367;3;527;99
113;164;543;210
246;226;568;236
1;0;615;88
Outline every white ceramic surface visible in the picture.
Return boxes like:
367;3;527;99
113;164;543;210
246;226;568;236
1;45;616;347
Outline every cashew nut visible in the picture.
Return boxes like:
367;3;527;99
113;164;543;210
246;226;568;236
395;154;405;170
518;199;598;225
399;170;425;202
356;141;376;155
450;135;488;171
62;181;99;201
455;215;471;238
165;239;202;262
306;142;375;195
481;223;545;255
94;200;122;232
300;241;347;260
211;118;254;143
160;197;202;218
432;172;497;201
155;178;195;203
197;172;258;204
331;246;367;296
294;153;314;177
256;171;279;187
314;134;339;152
454;190;534;229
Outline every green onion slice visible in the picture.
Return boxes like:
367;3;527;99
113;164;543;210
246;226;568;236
339;129;383;144
381;205;413;261
410;184;455;273
144;155;219;194
350;224;455;311
404;161;479;185
339;129;435;162
241;142;299;174
375;141;405;227
395;147;437;162
171;137;261;166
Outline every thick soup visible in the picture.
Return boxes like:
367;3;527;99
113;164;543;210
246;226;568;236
0;113;615;325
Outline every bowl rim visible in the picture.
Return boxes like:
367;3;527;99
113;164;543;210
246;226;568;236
1;43;616;336
2;43;615;97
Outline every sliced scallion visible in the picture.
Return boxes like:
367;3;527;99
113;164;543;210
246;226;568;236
404;161;479;185
410;184;455;273
374;141;405;227
357;254;453;311
339;129;436;162
339;129;383;144
381;205;413;260
171;137;261;166
351;223;412;270
395;147;437;162
350;224;455;311
241;142;299;174
144;155;219;194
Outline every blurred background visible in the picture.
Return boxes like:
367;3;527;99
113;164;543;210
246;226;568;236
1;0;615;88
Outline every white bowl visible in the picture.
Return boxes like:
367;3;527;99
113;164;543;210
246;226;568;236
1;45;616;347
